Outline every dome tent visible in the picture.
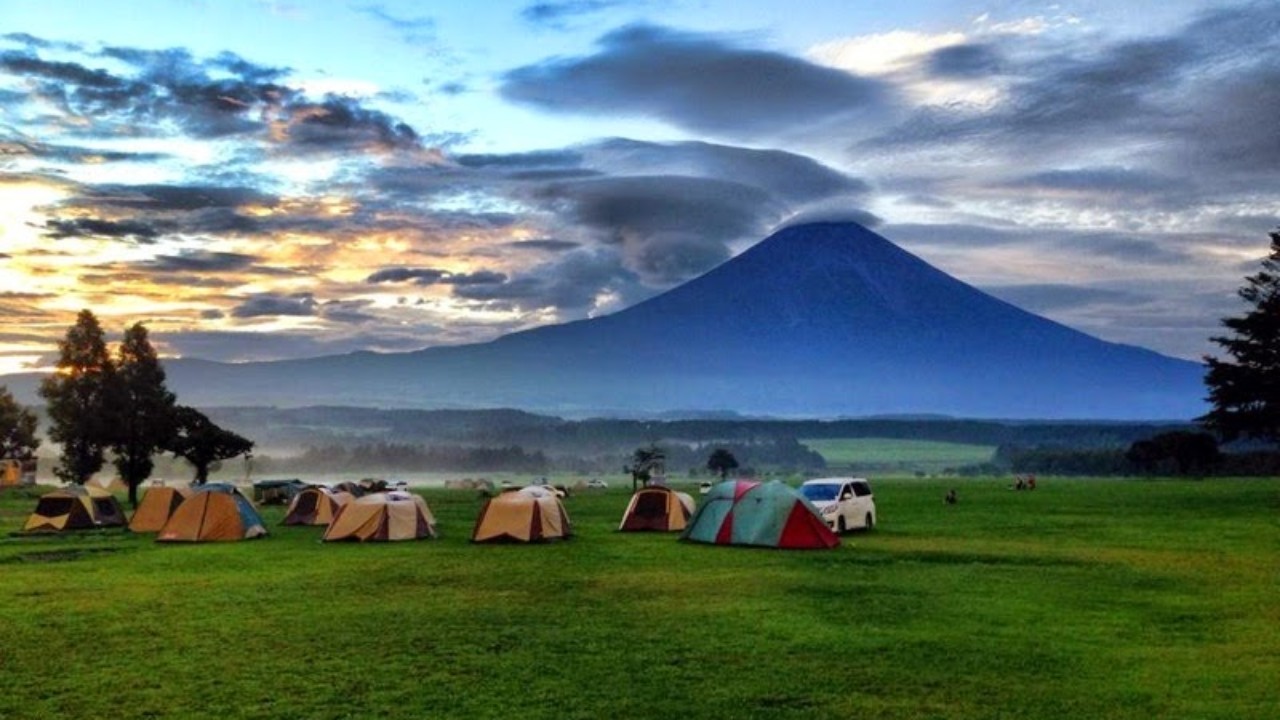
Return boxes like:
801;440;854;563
129;485;193;533
322;491;437;542
618;485;696;532
680;480;838;549
23;485;126;532
471;486;572;543
157;484;266;542
283;486;353;526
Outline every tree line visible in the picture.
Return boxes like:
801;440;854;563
0;310;254;507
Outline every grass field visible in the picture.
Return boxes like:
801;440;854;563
802;438;995;473
1;477;1277;719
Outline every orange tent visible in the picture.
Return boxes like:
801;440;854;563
157;484;266;542
472;486;572;543
129;486;193;532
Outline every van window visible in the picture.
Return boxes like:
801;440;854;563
852;482;871;497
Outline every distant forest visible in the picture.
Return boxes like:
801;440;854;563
201;406;1211;476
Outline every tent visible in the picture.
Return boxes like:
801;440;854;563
471;486;572;543
88;475;128;493
129;486;194;533
283;486;354;526
1;458;37;487
322;491;437;542
23;485;127;532
157;484;267;542
618;485;696;532
680;480;839;549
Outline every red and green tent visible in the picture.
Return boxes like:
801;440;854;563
680;480;839;549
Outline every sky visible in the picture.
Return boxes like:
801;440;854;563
1;0;1277;375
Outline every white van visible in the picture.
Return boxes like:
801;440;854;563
799;477;876;533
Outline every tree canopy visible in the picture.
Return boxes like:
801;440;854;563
626;444;666;490
1202;229;1280;443
0;386;40;460
706;447;739;479
112;323;177;507
39;309;116;484
169;405;254;484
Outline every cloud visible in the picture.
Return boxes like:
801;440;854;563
365;267;507;286
142;250;261;273
43;217;160;243
231;293;318;318
520;1;632;28
356;5;438;45
501;24;893;138
1;43;424;157
924;43;1004;78
981;284;1151;313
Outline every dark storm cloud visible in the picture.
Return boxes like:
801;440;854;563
231;293;318;318
925;43;1004;78
500;24;892;137
455;148;584;169
43;217;160;243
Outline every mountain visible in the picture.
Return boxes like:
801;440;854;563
7;222;1207;419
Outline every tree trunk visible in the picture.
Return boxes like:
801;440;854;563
128;481;139;509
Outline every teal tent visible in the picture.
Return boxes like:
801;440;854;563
680;480;838;549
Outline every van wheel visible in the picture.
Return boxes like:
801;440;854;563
837;516;847;534
864;513;875;531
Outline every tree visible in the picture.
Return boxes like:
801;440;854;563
1125;431;1221;476
706;447;739;479
1202;229;1280;443
0;385;40;460
39;310;116;484
625;444;665;491
111;323;177;508
167;405;254;484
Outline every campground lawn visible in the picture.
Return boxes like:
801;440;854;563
801;438;995;474
1;477;1277;719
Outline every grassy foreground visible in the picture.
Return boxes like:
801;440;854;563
0;477;1277;720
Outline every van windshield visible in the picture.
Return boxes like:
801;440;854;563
800;484;839;501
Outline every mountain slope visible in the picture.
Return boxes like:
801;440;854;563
9;222;1207;418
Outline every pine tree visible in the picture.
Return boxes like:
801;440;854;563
1201;230;1280;442
113;323;177;507
39;310;116;484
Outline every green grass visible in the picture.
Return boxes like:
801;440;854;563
0;477;1277;719
802;437;995;473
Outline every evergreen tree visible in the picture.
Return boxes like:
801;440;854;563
112;323;177;508
0;385;40;460
39;310;116;484
1202;230;1280;442
168;405;254;484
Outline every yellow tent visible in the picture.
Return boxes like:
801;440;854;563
283;487;354;526
1;458;36;487
129;486;193;533
471;486;572;543
618;485;696;532
323;491;437;542
23;486;127;532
